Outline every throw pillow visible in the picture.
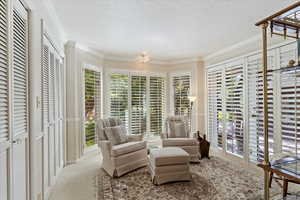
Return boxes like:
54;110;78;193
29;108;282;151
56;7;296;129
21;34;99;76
174;122;187;138
104;125;128;145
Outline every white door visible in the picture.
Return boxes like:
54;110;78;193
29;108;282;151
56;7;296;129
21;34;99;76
0;0;11;198
0;0;29;199
11;1;29;200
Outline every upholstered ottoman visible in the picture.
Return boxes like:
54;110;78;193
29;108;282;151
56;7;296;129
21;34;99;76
149;147;191;185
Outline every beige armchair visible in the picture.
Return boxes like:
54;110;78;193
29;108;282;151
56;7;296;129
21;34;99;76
161;116;200;162
97;118;148;177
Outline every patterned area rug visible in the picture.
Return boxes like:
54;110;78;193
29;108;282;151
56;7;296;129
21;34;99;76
96;157;281;200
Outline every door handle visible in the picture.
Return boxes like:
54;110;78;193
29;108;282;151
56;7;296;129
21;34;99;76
12;139;22;144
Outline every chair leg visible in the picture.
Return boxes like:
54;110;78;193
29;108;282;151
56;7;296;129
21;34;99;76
283;178;288;198
269;171;273;188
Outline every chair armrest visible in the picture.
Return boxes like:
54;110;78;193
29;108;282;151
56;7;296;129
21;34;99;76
99;140;112;157
127;134;143;142
160;132;168;139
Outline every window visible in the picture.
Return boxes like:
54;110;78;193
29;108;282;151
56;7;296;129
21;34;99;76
149;76;165;135
225;61;244;156
173;75;191;116
207;69;223;148
110;74;129;128
248;53;275;162
84;69;101;146
109;72;166;136
131;75;147;135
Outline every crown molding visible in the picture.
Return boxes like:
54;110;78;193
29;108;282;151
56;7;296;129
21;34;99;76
203;34;261;62
166;57;201;65
77;44;104;60
103;54;201;66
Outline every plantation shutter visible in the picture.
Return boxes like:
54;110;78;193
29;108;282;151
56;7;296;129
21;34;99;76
131;75;146;135
248;53;275;162
110;74;129;129
84;69;101;145
149;76;165;135
42;44;50;130
12;2;28;137
279;44;300;155
225;61;244;156
94;71;101;121
173;75;191;116
0;0;9;142
207;69;223;148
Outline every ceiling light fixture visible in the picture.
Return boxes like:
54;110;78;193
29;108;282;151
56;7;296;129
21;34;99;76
137;52;150;63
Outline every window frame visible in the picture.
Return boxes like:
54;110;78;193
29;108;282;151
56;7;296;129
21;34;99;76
105;68;167;136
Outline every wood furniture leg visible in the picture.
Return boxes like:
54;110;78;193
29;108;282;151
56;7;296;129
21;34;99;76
269;171;273;188
283;178;288;198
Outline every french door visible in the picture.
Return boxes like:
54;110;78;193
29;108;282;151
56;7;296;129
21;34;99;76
0;0;29;200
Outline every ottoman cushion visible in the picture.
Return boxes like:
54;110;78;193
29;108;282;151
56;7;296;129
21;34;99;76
162;138;198;146
149;147;190;167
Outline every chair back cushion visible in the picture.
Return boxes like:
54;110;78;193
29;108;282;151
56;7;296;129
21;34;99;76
104;125;128;145
173;122;187;138
98;118;122;140
166;116;189;138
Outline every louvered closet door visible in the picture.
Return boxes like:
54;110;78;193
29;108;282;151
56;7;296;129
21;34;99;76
149;76;165;136
58;61;64;168
248;52;275;162
279;43;300;155
42;43;50;191
207;69;223;148
110;74;129;129
42;37;65;192
0;0;9;199
131;75;147;135
54;57;60;174
225;61;244;156
48;51;56;185
12;1;28;200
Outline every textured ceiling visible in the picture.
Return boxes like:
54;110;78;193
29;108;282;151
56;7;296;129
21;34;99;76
51;0;298;60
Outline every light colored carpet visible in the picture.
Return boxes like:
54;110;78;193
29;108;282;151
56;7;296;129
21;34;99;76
97;157;281;200
49;146;101;200
48;147;299;200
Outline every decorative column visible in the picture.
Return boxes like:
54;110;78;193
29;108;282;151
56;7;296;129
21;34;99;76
65;41;82;164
